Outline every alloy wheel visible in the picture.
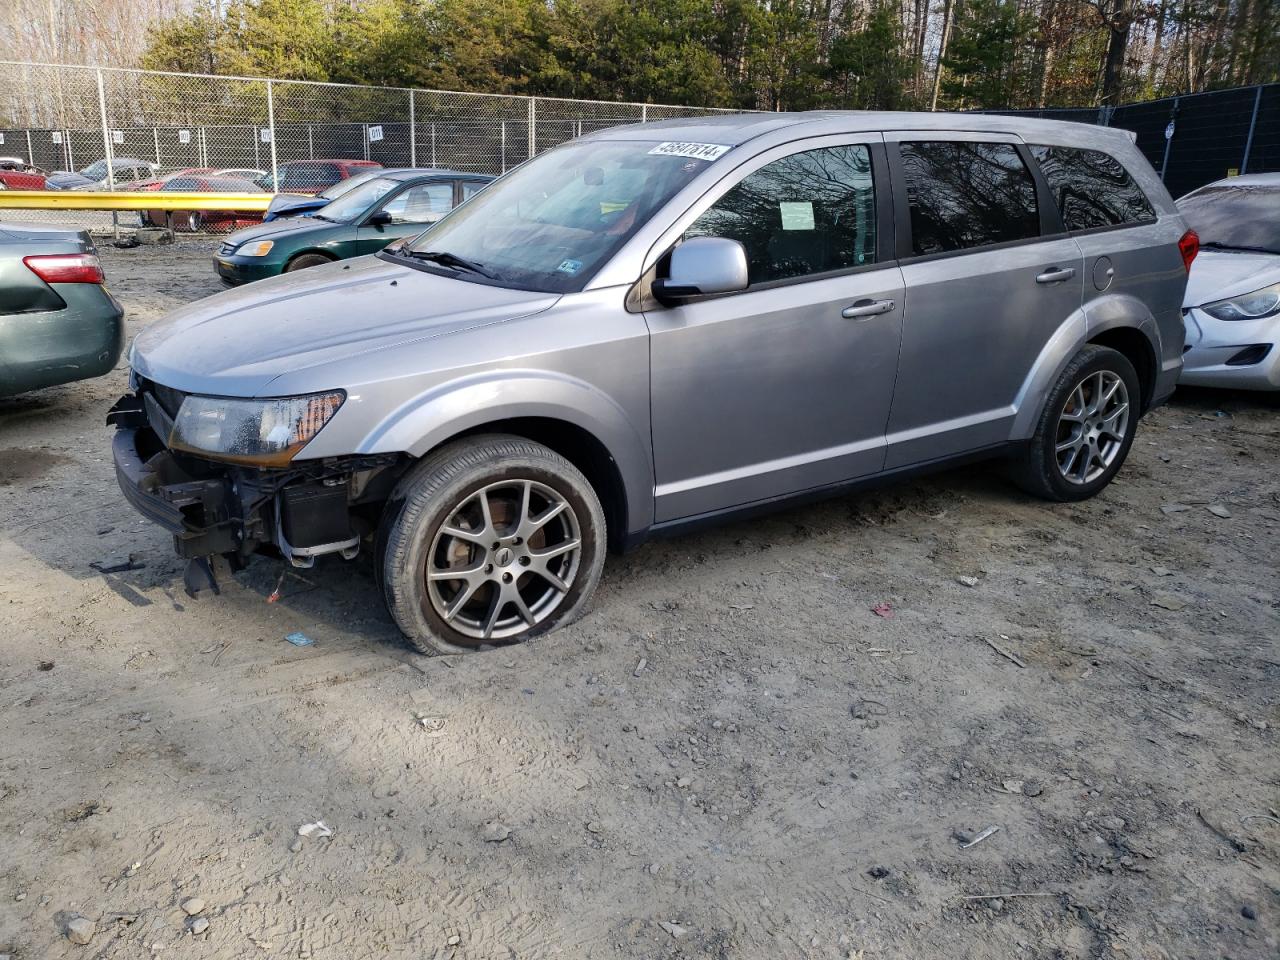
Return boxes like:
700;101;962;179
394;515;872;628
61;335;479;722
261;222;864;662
1055;370;1130;485
424;479;581;642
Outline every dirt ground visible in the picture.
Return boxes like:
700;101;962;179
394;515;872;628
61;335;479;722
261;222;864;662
1;239;1277;960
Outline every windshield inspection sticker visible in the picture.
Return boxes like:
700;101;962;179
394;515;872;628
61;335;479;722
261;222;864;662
648;141;731;162
556;259;584;275
779;201;816;231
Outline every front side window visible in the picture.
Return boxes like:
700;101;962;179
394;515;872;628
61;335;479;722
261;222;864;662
682;144;877;286
899;141;1039;256
1030;145;1155;231
381;182;453;223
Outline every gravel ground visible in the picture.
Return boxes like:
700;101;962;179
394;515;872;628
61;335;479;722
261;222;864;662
1;240;1277;959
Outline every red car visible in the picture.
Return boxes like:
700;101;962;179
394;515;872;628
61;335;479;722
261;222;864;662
0;157;48;190
144;175;269;233
257;159;382;195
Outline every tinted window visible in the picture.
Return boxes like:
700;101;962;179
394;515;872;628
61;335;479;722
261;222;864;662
1176;184;1280;254
1030;145;1155;231
462;180;488;200
684;144;876;285
899;141;1039;256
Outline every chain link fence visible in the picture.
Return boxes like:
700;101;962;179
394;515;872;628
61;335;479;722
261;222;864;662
0;61;742;233
979;83;1279;200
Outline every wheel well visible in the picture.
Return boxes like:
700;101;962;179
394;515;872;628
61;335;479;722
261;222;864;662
450;417;629;551
1088;328;1156;411
286;249;336;269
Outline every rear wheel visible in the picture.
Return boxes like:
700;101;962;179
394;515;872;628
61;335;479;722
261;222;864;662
185;211;202;232
1010;344;1140;501
379;435;607;655
285;252;333;272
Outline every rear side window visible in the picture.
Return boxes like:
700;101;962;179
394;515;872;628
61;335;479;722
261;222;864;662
684;144;877;285
1030;145;1155;231
898;141;1039;256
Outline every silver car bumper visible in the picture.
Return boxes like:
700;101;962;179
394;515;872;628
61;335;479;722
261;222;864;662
1180;307;1280;390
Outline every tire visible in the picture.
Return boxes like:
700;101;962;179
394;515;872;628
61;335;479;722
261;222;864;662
185;211;202;232
1009;344;1141;502
285;253;333;272
379;435;607;655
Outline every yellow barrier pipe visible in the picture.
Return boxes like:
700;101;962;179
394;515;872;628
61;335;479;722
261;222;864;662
0;190;273;212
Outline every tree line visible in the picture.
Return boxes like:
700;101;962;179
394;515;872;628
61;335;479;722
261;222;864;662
80;0;1280;111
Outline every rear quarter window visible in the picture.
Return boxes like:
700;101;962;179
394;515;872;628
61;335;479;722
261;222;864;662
1029;145;1155;231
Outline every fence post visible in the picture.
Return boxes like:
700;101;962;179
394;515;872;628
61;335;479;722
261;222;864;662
153;127;161;168
409;90;417;168
642;104;648;123
501;121;507;173
1159;97;1179;182
431;122;437;166
95;69;115;189
1241;84;1263;174
308;124;314;160
527;98;536;159
25;130;33;169
266;79;279;192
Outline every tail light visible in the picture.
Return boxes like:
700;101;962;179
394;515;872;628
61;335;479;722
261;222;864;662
23;253;105;284
1178;229;1199;273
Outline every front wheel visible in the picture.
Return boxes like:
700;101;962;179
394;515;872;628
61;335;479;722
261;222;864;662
379;435;607;655
285;253;333;272
1010;344;1141;501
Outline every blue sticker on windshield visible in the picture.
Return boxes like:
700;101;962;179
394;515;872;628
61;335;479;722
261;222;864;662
556;259;583;275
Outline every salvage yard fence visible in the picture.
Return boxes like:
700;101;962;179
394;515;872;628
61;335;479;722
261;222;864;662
0;60;743;187
979;82;1280;200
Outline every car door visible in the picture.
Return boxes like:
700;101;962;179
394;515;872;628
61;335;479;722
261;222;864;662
354;181;455;255
882;133;1084;469
645;137;904;523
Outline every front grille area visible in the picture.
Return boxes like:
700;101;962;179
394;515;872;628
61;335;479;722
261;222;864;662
137;377;188;419
218;241;236;256
1226;344;1272;367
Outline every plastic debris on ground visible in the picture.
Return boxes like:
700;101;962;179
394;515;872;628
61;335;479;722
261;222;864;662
284;632;315;647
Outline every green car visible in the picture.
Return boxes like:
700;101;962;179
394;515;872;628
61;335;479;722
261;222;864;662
0;221;124;396
213;169;494;285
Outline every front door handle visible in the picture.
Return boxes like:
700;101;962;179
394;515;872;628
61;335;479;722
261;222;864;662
1035;266;1076;284
841;298;895;319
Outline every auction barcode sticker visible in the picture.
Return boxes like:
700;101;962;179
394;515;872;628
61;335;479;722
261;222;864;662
648;141;731;161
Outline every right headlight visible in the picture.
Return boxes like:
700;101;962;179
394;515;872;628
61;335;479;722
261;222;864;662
235;239;275;257
169;391;345;467
1200;282;1280;322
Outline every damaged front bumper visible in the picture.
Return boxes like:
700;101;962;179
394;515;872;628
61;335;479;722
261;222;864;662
108;387;403;588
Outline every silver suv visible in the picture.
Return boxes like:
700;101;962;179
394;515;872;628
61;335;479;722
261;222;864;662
111;113;1195;653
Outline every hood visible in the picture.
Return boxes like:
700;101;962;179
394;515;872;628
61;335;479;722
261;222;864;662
130;254;559;397
45;172;95;190
1184;249;1280;308
223;216;340;248
266;194;327;218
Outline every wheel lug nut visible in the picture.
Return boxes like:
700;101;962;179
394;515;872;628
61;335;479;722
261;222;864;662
502;572;513;583
484;564;493;574
519;556;530;566
492;541;501;550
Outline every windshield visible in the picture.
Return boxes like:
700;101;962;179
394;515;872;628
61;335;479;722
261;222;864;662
402;139;725;292
1177;184;1280;254
315;176;399;222
320;169;383;201
79;160;107;180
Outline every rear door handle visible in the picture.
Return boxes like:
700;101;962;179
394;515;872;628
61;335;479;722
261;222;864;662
841;298;895;319
1035;267;1076;284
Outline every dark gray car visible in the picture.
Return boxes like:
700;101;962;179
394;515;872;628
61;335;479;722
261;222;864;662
1;222;125;395
111;112;1193;654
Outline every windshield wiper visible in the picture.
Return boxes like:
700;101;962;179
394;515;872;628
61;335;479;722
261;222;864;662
1199;241;1278;255
407;250;496;279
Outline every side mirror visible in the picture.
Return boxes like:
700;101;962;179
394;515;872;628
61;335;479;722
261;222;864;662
365;210;393;227
652;237;748;305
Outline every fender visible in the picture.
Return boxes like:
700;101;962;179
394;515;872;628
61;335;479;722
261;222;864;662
1009;293;1159;440
355;368;655;536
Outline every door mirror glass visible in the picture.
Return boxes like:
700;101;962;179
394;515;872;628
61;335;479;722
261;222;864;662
652;236;748;304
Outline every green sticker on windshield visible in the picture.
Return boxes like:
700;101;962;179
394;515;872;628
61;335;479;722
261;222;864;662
779;201;815;231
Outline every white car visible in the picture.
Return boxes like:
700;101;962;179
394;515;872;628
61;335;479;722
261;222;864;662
1176;173;1280;389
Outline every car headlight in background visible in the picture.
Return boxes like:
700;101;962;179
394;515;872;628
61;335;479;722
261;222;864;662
1200;282;1280;322
169;391;345;466
236;240;275;257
